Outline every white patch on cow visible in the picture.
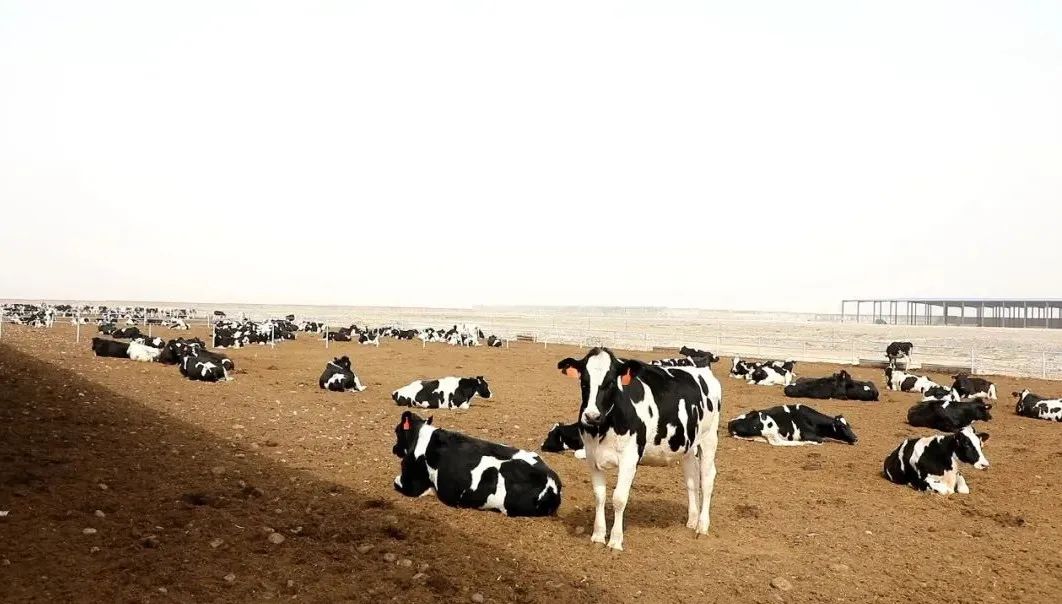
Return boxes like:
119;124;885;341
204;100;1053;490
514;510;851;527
392;381;423;405
511;450;539;465
127;342;161;362
468;455;508;514
583;350;613;424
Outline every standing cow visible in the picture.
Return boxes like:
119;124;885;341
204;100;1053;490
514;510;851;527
557;347;721;551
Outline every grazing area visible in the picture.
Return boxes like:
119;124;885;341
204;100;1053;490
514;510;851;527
2;324;1062;603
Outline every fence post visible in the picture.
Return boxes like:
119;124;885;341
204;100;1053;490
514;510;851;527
325;324;329;349
270;323;275;348
76;317;81;344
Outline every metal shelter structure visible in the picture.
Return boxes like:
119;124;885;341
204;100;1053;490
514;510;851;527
840;298;1062;328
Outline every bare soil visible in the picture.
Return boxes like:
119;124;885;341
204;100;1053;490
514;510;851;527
1;324;1061;603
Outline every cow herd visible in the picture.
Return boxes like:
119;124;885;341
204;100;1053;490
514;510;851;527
72;319;1062;551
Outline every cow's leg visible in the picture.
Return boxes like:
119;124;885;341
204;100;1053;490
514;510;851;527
607;454;638;551
956;473;970;494
683;454;700;529
924;476;952;495
587;463;608;545
695;425;720;535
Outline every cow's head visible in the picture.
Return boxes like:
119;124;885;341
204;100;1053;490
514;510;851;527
831;416;858;444
1012;389;1031;413
558;347;636;428
333;356;352;370
392;411;432;458
955;426;990;469
974;402;993;421
540;423;569;452
474;376;491;399
726;412;765;439
680;346;720;366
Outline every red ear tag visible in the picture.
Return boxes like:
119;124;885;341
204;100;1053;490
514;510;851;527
620;370;632;386
402;418;411;430
564;367;580;378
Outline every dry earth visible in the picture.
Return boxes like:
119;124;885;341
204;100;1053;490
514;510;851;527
1;324;1061;603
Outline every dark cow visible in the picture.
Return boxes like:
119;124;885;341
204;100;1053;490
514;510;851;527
179;352;229;382
951;374;997;400
158;337;206;365
882;426;990;494
358;331;380;347
91;337;130;358
727;404;857;446
392;377;492;409
97;322;117;335
652;347;720;367
540;422;585;458
318;356;366;392
1012;389;1062;422
392;411;562;517
884;368;941;394
557;347;721;550
486;335;503;348
886;341;914;367
111;326;142;339
784;370;879;401
326;331;352;342
907;399;993;431
922;385;959;401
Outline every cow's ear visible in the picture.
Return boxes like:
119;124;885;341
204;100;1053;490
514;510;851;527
557;358;581;378
618;361;640;386
427;416;434;425
977;432;989;443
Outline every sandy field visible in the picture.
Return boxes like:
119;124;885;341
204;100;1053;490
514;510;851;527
2;323;1062;603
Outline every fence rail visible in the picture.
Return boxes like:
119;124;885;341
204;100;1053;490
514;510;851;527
5;309;1062;381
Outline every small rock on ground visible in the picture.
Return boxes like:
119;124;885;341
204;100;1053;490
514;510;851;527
382;553;397;563
82;528;97;535
210;538;224;548
829;563;849;572
471;594;485;603
268;532;285;545
770;577;793;591
356;544;374;554
224;573;236;583
398;558;412;568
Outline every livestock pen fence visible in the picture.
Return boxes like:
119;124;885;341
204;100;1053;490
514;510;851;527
5;308;1062;381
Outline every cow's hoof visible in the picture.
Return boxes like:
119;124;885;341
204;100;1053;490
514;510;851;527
606;540;624;552
695;523;710;536
590;534;606;546
686;519;698;529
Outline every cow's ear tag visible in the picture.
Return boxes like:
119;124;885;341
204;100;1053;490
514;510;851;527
402;417;411;430
564;367;580;379
620;370;632;386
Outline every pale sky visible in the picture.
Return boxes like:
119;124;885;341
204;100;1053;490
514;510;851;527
1;1;1060;312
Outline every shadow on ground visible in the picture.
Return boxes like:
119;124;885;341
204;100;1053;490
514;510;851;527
0;344;602;603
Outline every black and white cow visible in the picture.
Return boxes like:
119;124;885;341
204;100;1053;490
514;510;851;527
358;331;380;347
392;377;492;409
784;370;879;401
1012;389;1062;422
111;326;142;339
132;335;166;349
729;357;757;379
318;356;366;392
884;367;941;394
746;360;797;386
326;331;352;342
886;341;914;367
557;347;721;550
392;411;562;517
922;385;960;401
651;347;720;368
486;335;503;348
97;322;118;335
91;337;130;358
907;399;993;431
540;422;586;459
727;404;857;446
882;426;990;494
179;352;230;382
127;341;162;362
951;374;997;400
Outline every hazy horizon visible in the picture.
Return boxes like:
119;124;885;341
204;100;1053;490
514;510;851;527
3;1;1060;313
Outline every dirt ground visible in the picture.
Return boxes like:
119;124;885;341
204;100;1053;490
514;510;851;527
2;324;1061;603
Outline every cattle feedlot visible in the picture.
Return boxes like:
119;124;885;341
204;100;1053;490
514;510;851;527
1;321;1061;603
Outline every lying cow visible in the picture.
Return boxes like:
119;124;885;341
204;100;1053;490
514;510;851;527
784;370;879;401
392;411;562;516
886;341;913;367
652;347;720;368
392;376;492;409
747;360;796;386
326;331;352;342
179;352;230;382
951;374;997;400
922;385;960;401
882;426;989;494
486;335;503;347
884;368;941;394
91;337;130;358
132;335;166;349
540;422;586;458
907;399;992;431
557;347;721;550
127;341;162;362
728;404;857;446
1013;389;1062;422
318;356;366;392
111;326;142;339
729;357;757;378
